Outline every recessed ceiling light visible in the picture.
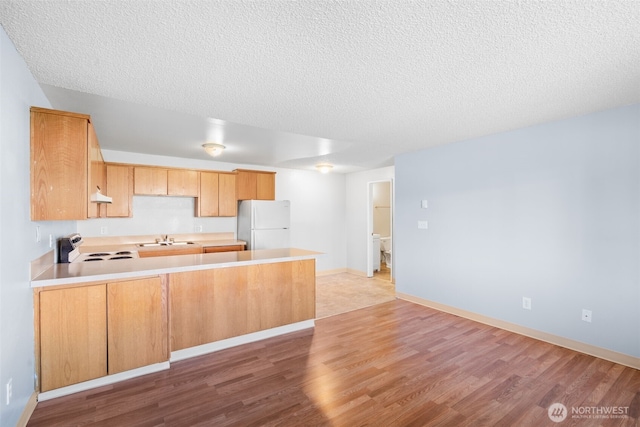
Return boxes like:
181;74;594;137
202;143;225;157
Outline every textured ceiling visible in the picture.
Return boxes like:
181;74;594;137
1;1;639;173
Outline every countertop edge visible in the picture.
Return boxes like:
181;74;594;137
32;248;323;288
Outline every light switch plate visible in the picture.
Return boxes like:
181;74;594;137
421;200;428;208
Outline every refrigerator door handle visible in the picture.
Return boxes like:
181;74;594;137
252;206;256;229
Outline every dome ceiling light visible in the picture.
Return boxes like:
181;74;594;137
202;143;225;157
316;163;333;173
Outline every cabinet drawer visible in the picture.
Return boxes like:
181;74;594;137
203;244;245;253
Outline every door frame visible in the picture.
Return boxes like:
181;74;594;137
366;179;393;278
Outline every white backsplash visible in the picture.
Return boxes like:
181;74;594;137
77;196;237;238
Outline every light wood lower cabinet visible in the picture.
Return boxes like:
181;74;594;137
37;276;168;391
138;246;203;258
37;260;313;392
39;285;107;392
107;277;168;374
169;260;315;351
203;244;245;253
170;267;249;350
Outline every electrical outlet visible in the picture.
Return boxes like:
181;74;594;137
36;226;41;242
421;200;428;208
6;378;12;405
582;309;592;323
522;297;532;310
100;226;108;235
194;224;203;232
49;234;53;248
418;220;428;229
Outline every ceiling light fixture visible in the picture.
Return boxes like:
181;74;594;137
202;143;225;157
316;163;333;173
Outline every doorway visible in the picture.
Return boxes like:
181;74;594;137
367;180;393;281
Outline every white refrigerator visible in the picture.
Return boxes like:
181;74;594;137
237;200;291;250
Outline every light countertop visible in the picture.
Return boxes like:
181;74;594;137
78;234;246;256
32;248;322;288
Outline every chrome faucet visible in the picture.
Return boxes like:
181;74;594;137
156;234;173;244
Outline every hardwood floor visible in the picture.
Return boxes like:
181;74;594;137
28;298;639;426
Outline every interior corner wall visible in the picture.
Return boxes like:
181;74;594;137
394;104;640;358
0;27;75;426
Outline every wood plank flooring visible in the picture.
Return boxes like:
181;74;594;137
28;299;640;426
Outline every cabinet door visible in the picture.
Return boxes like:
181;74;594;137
170;270;216;351
107;277;168;374
235;171;257;200
170;267;249;350
197;172;219;216
291;259;316;322
134;167;168;195
87;122;106;218
247;260;315;332
168;169;198;196
105;164;133;217
39;285;107;391
248;263;294;331
256;172;276;200
31;110;89;220
218;173;237;216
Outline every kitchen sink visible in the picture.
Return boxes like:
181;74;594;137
136;241;195;247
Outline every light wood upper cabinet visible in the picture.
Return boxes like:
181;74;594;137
197;172;237;217
219;173;237;216
134;167;198;196
87;123;106;218
31;107;106;220
105;164;133;218
134;167;168;195
107;277;168;374
167;169;198;196
39;285;107;391
198;172;219;216
235;169;276;200
256;172;276;200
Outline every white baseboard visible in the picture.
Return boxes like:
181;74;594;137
37;362;170;401
171;319;315;362
397;292;640;370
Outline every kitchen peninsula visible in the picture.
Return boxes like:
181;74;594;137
32;247;320;400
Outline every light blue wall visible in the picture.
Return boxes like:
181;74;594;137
395;104;639;358
0;27;76;426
